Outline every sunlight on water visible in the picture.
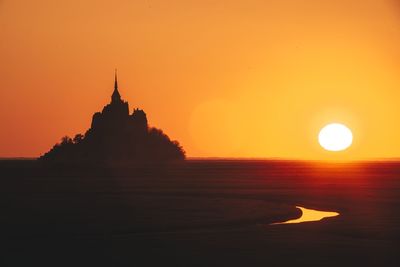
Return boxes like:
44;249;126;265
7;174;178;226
271;206;339;225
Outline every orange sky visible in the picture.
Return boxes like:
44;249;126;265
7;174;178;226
1;0;400;159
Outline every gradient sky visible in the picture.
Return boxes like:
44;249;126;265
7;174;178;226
1;0;400;159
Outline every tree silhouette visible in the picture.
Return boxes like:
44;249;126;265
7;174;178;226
73;134;84;144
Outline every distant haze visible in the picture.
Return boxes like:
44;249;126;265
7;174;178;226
1;0;400;160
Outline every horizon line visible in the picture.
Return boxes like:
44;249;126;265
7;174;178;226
2;156;400;163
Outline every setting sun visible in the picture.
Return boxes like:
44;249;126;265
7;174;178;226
318;123;353;152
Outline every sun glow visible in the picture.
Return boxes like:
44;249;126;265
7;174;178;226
318;123;353;152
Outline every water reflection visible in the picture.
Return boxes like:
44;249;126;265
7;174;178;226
271;206;339;225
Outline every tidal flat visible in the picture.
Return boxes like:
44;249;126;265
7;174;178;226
1;159;399;266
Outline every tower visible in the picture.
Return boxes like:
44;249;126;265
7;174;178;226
111;69;122;104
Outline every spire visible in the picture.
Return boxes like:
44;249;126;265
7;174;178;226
111;69;121;103
114;68;118;91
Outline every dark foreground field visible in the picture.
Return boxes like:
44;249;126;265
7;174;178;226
1;159;399;266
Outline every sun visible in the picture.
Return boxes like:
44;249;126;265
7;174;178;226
318;123;353;151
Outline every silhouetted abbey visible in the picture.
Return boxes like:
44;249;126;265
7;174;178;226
41;72;185;162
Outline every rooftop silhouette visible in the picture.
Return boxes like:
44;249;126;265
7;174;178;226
41;71;185;162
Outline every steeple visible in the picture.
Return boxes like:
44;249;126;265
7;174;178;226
111;69;121;103
114;68;118;91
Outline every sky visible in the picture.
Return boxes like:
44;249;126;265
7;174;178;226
1;0;400;159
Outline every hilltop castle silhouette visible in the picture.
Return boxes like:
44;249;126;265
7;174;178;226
41;71;185;162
